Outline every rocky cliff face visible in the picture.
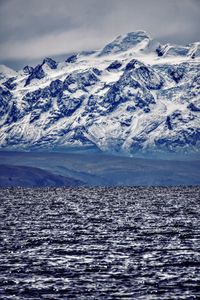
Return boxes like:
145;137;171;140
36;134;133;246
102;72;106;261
0;31;199;156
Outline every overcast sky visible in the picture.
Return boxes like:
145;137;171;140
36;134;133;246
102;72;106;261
0;0;199;69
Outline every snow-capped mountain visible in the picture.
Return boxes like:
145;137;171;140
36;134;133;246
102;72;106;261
0;31;199;156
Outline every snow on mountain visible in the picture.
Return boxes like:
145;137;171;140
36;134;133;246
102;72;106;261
0;31;199;156
99;31;152;56
0;65;17;82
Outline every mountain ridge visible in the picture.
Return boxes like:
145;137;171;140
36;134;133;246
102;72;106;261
0;31;199;156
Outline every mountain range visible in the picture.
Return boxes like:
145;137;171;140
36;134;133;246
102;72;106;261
0;31;199;156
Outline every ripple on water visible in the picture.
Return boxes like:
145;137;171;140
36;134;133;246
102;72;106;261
0;186;200;299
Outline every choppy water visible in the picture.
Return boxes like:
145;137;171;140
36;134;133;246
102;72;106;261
0;187;200;300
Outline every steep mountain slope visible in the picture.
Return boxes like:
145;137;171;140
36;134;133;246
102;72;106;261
0;31;199;156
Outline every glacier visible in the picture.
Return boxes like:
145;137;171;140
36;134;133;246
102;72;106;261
0;31;199;156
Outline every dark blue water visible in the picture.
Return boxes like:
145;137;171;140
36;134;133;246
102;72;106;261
0;187;200;299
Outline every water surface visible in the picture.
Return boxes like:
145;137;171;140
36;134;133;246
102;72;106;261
0;187;200;299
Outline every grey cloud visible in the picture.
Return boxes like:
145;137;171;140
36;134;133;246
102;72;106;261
0;0;114;36
0;0;199;69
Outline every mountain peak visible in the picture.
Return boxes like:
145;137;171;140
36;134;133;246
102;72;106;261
121;30;150;39
99;30;151;56
42;57;58;69
0;65;17;78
